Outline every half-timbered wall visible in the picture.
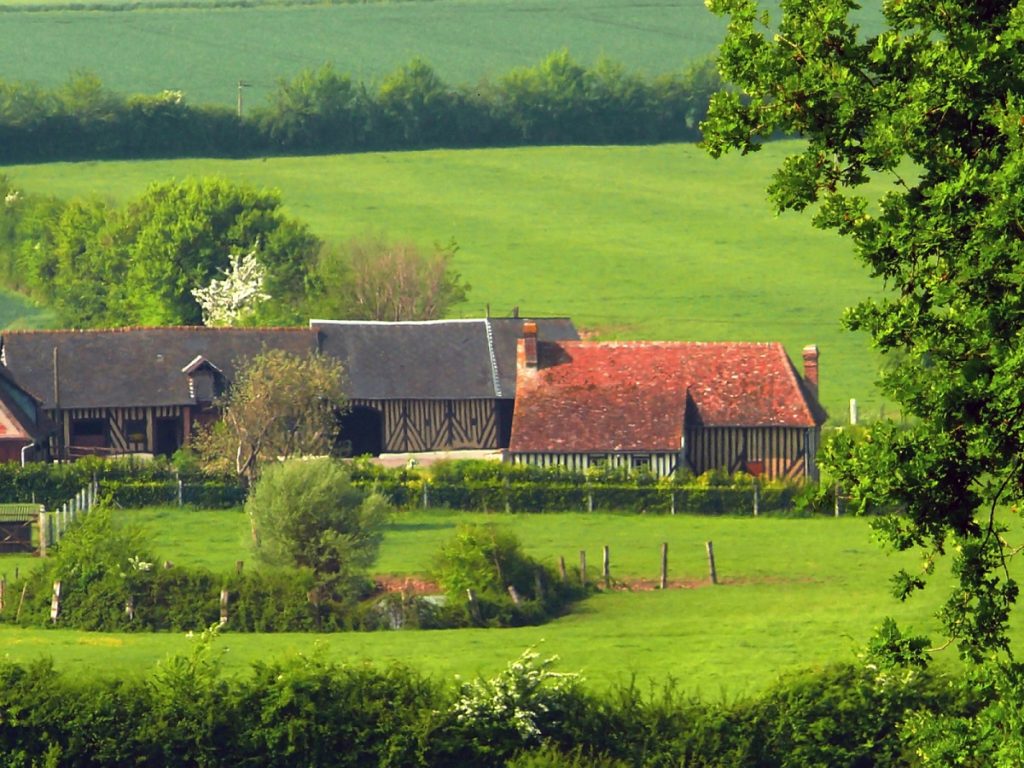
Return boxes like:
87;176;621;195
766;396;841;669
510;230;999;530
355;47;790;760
511;452;680;477
684;425;820;480
50;405;188;458
352;398;500;453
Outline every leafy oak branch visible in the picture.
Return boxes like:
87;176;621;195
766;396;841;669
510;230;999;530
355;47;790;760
702;0;1024;661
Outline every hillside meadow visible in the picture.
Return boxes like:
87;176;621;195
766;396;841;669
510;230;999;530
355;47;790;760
0;0;885;109
0;508;984;695
4;141;892;419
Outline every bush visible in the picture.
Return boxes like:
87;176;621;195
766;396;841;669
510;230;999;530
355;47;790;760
433;524;585;628
246;458;388;584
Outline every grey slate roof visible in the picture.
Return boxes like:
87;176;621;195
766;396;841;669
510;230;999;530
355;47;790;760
0;327;319;410
311;318;579;400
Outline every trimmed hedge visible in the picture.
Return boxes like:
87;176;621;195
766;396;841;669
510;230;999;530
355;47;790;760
0;653;965;768
352;459;817;517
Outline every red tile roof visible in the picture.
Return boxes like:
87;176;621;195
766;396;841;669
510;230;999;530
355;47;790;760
510;341;825;454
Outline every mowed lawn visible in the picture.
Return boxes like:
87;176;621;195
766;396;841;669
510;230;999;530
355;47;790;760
0;507;984;695
5;141;891;419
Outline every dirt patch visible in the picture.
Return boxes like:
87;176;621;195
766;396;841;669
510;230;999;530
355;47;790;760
613;578;711;591
374;576;441;595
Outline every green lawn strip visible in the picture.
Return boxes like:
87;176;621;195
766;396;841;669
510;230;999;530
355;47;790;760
5;141;891;419
0;578;956;696
0;507;979;695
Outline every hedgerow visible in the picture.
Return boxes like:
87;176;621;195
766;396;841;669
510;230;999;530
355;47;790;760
0;52;717;164
0;640;964;767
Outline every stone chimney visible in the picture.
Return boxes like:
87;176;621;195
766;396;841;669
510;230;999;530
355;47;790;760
519;321;538;369
802;344;819;401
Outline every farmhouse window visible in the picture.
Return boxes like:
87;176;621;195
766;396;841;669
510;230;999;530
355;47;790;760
631;455;651;469
588;455;608;467
125;419;147;443
71;418;108;447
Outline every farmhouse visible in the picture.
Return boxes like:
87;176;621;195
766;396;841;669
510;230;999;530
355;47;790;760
0;327;318;459
508;323;827;480
311;317;579;455
0;317;579;460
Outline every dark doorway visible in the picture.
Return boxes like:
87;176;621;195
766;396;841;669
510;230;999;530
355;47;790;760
337;406;384;457
154;417;181;456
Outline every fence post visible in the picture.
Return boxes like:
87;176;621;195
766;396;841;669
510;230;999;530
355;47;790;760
603;545;610;589
0;577;5;612
559;556;568;585
579;550;587;587
670;491;676;516
422;482;429;509
466;588;482;625
219;588;229;626
15;583;27;622
38;510;47;557
178;477;184;507
834;484;841;517
50;580;61;623
753;481;760;517
706;540;718;585
660;542;668;589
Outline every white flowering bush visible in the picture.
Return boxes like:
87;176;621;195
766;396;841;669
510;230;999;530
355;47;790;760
192;248;271;326
449;648;581;745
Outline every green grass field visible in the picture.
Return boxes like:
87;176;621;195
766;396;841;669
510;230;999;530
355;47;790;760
0;507;980;694
0;285;53;329
0;0;886;109
0;0;733;108
5;141;891;419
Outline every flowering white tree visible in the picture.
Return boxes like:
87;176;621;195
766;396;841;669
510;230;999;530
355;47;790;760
191;248;271;326
450;648;580;743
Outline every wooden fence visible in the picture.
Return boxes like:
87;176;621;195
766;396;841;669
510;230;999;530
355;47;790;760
38;481;99;556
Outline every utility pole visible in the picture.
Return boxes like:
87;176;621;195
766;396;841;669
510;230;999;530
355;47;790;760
237;80;251;118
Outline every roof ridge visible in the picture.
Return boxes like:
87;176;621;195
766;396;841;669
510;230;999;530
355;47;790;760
3;325;314;335
483;318;502;398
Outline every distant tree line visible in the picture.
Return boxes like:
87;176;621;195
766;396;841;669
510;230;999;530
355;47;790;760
0;52;718;163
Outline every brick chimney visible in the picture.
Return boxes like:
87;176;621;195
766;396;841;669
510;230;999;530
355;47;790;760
520;321;538;369
802;344;819;401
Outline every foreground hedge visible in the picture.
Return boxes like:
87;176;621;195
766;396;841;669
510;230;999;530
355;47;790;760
0;648;971;768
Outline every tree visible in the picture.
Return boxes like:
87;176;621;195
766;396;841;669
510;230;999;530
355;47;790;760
244;457;388;590
701;0;1024;661
255;63;371;152
120;177;320;326
310;234;469;321
191;248;271;326
194;349;346;485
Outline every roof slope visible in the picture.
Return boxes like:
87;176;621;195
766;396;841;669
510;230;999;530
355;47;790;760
510;341;825;454
0;364;48;442
1;327;318;410
311;318;578;400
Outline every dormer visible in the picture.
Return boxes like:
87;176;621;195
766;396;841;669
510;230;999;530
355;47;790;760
182;355;225;405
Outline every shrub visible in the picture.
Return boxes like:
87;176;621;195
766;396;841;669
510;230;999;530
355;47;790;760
433;524;584;628
245;458;389;597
